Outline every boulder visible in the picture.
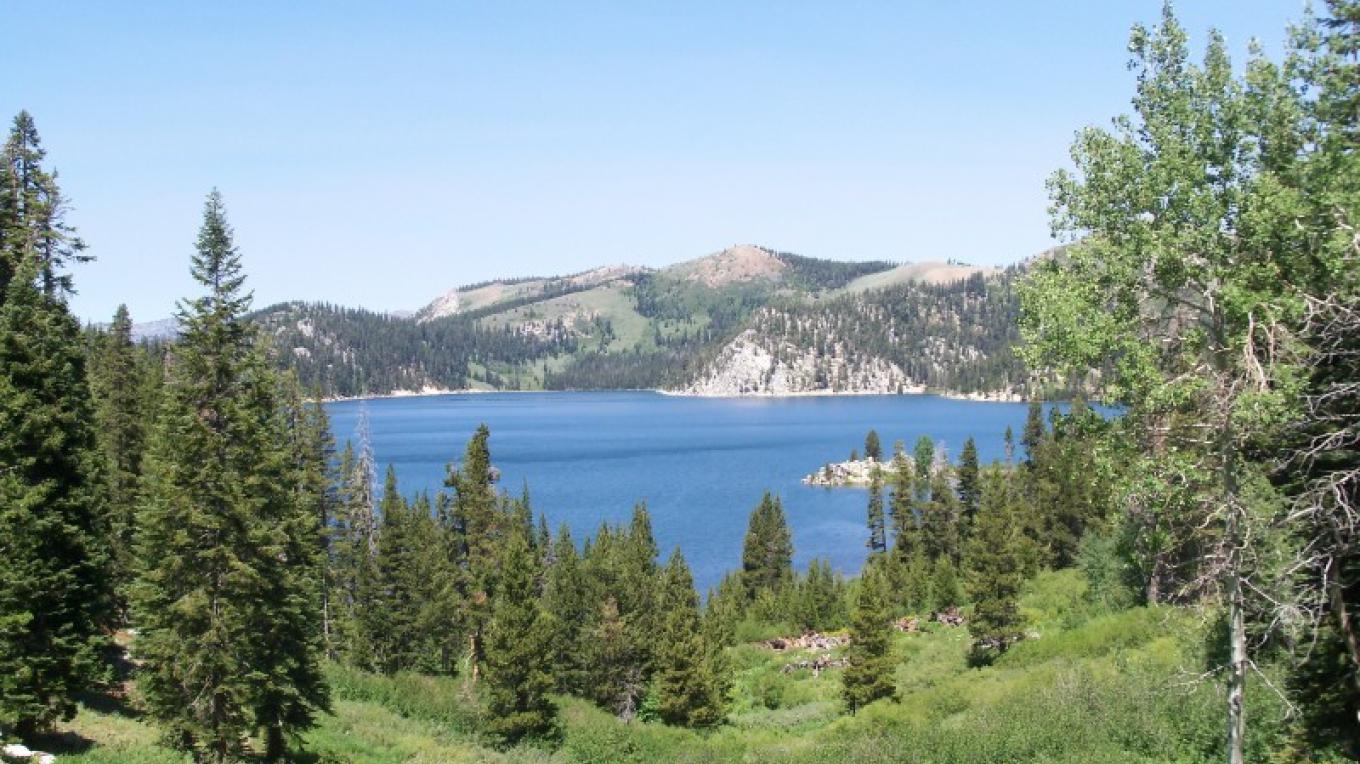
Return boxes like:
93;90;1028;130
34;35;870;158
894;616;919;633
932;606;966;627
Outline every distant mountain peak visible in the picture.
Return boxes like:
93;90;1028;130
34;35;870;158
664;244;787;287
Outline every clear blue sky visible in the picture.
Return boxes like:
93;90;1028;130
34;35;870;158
2;1;1305;322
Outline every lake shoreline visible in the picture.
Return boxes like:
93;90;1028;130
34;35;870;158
323;387;1029;404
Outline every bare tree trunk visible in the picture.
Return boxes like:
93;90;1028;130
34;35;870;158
1225;559;1247;764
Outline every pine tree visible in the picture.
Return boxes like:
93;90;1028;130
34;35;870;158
482;519;559;745
0;254;111;736
88;304;147;618
254;376;331;761
929;557;961;611
841;561;897;713
364;466;423;674
866;465;887;555
1021;400;1045;465
543;524;590;694
702;572;744;653
888;443;917;558
956;437;981;533
133;191;327;761
584;594;645;719
741;492;793;602
965;467;1027;666
900;547;933;613
283;382;340;661
331;428;380;663
913;435;935;500
864;429;882;462
446;424;502;681
921;469;961;564
653;549;725;728
797;559;847;631
0;111;90;298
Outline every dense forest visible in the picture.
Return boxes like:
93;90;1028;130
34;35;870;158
2;3;1360;763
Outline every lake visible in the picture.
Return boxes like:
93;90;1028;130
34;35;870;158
325;391;1058;593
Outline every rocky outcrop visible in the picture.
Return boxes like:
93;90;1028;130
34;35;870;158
679;330;922;397
758;632;848;651
802;457;904;487
933;606;966;627
1;742;56;764
781;655;849;676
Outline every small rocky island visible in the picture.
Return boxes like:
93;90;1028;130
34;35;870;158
802;457;903;487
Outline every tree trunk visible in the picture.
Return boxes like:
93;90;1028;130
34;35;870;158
1327;568;1360;703
265;723;285;762
1226;563;1246;764
1146;550;1166;605
469;632;480;683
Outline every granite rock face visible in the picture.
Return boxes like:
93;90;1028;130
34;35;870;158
679;329;921;397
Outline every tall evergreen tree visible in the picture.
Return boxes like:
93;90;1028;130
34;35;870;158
956;436;981;533
841;560;897;713
88;304;148;618
482;516;559;745
1020;400;1045;465
741;492;793;601
921;469;961;564
864;429;882;462
253;376;331;761
0;111;89;298
912;436;935;501
965;467;1027;666
362;467;424;674
0;250;110;736
446;424;502;681
652;549;725;728
888;442;917;558
543;524;590;694
133;191;327;762
866;465;887;555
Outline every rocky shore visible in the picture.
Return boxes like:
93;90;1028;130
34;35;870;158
802;457;904;487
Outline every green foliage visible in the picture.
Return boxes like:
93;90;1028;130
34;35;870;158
886;444;916;560
956;437;980;531
863;430;881;462
86;304;150;619
482;518;559;746
965;468;1027;666
841;561;896;713
920;469;960;564
652;549;725;728
132;191;327;762
741;492;793;602
0;230;111;737
864;466;886;556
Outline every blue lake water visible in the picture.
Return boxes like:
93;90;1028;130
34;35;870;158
325;391;1058;593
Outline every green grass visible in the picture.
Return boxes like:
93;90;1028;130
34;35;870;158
35;570;1301;763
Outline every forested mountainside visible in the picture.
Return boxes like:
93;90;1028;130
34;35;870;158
250;246;1025;398
682;270;1023;396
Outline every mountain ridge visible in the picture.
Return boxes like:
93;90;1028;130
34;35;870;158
130;244;1027;398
